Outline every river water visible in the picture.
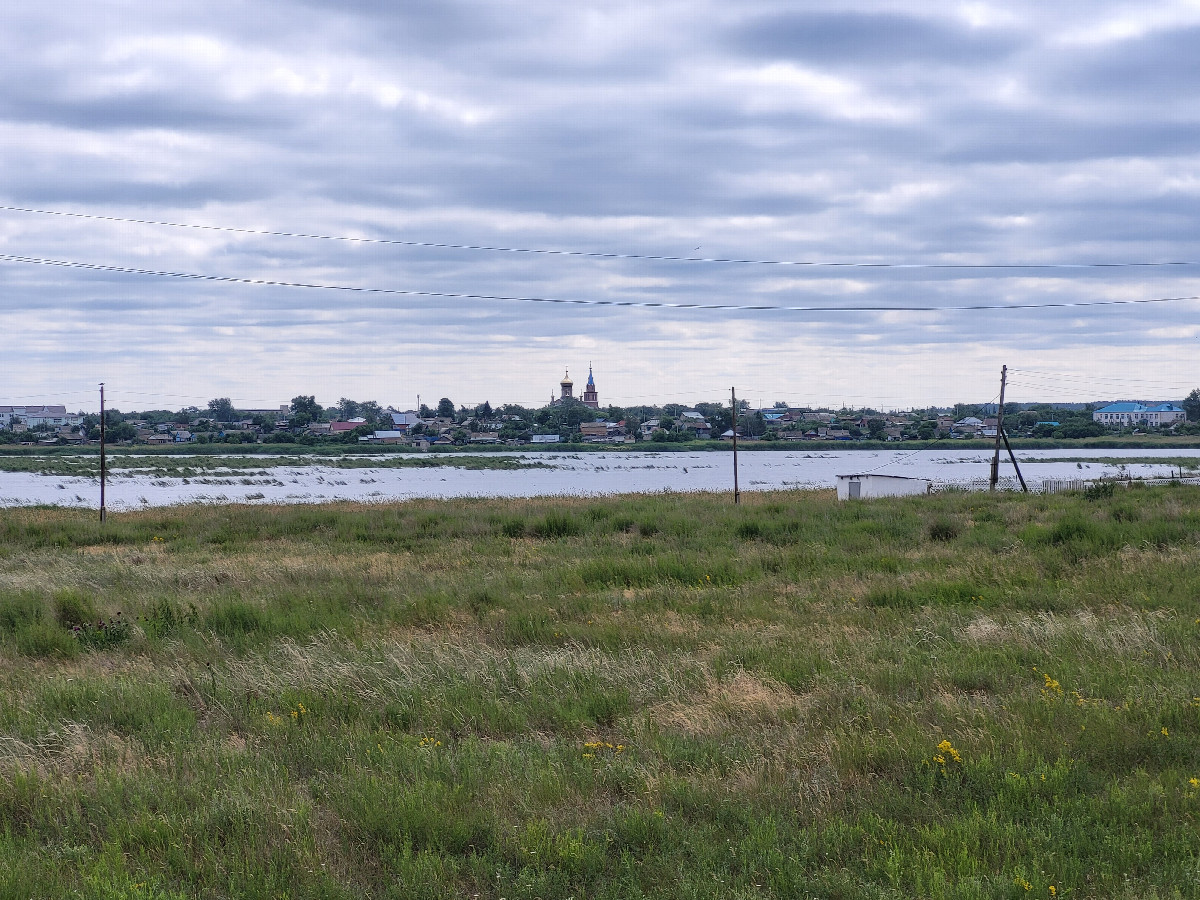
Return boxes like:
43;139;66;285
1;448;1198;509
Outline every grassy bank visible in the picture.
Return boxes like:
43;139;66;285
2;488;1199;898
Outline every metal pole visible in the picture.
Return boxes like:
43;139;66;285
989;365;1007;491
99;382;107;523
731;386;740;504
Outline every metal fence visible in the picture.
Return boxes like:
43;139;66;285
1040;478;1089;494
929;475;1200;495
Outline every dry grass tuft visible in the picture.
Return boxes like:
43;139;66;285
648;670;804;736
956;609;1168;657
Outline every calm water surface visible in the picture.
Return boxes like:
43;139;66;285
2;448;1198;509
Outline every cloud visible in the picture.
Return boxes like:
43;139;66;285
0;0;1197;411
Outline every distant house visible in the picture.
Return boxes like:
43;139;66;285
388;411;421;430
531;434;561;444
56;427;86;444
329;419;365;433
1093;402;1186;426
816;427;851;440
361;430;409;445
677;411;711;439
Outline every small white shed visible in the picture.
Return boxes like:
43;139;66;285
837;473;931;501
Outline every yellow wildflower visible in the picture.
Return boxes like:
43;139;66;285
937;739;962;763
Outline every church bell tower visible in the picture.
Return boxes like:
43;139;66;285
582;365;599;409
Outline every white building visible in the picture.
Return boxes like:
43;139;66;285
0;405;84;428
1093;402;1186;427
837;474;931;501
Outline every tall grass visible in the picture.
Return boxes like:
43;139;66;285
1;487;1199;897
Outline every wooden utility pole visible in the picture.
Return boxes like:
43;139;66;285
731;386;740;504
99;382;107;523
989;365;1007;491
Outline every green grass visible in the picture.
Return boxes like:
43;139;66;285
2;487;1200;898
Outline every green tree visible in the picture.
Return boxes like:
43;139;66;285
358;401;384;426
290;395;323;427
107;422;136;442
335;398;360;421
1183;388;1200;423
437;398;456;419
207;398;236;422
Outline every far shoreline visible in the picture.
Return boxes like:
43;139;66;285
4;435;1200;457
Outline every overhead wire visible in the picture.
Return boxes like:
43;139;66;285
6;204;1200;270
1008;374;1195;395
1009;368;1196;390
3;252;1200;313
857;391;1004;476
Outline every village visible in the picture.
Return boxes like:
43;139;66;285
0;368;1194;448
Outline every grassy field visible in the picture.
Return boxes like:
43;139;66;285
1;487;1199;898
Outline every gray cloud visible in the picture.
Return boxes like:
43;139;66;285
729;11;1022;66
1;0;1198;410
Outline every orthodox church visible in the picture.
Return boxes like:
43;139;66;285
551;366;600;409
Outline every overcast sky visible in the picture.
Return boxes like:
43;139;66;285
2;0;1199;413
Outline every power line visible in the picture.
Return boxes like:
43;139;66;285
3;252;1200;314
859;390;1003;476
6;204;1200;271
1010;367;1196;388
1008;373;1195;394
